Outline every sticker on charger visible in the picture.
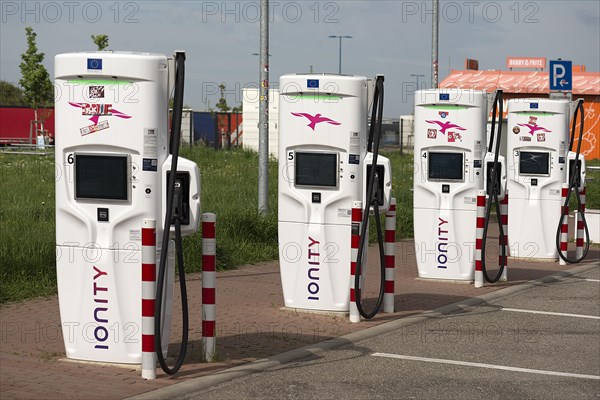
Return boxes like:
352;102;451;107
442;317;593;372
349;154;360;165
130;229;141;241
144;128;158;158
349;131;360;154
143;158;157;171
464;197;476;204
549;189;560;196
87;58;102;70
338;209;351;218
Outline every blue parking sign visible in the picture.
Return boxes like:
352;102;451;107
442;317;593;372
549;60;572;91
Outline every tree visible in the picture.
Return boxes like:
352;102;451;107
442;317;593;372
0;80;26;106
91;34;109;51
19;27;53;137
215;83;231;112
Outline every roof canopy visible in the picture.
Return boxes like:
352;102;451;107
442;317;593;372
440;70;599;95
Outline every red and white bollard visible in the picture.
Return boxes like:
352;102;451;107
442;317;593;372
202;213;217;361
499;191;509;282
474;190;486;288
575;186;586;260
559;184;569;266
383;198;396;313
350;201;362;323
141;219;157;379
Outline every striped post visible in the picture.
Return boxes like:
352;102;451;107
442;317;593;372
559;184;569;265
202;213;217;361
141;219;157;380
499;191;509;282
350;201;362;323
383;198;396;313
575;186;586;259
474;190;486;288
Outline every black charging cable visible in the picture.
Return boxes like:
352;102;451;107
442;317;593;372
555;99;590;263
480;90;506;283
354;75;386;319
154;51;190;375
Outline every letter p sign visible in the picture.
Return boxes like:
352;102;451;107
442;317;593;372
549;60;572;91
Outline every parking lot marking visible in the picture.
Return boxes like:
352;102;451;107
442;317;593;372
582;279;600;283
372;353;600;380
501;307;600;320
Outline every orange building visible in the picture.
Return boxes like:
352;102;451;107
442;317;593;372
440;65;600;159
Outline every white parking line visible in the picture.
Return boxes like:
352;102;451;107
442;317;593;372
372;353;600;380
501;307;600;320
582;279;600;283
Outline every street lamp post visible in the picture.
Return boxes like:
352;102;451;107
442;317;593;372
328;35;352;74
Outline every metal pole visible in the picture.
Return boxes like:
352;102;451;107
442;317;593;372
432;0;439;88
338;37;342;74
329;36;352;74
399;117;404;155
258;0;269;215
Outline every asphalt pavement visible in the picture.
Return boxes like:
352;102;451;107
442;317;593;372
133;262;600;400
2;239;598;400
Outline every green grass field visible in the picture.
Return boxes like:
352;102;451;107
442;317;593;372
0;146;597;304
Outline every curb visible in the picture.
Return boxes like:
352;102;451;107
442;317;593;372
128;261;599;400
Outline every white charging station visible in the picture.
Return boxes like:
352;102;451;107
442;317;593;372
278;74;391;312
413;89;491;280
54;52;200;364
506;98;571;259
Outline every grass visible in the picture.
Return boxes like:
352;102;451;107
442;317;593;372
178;146;280;272
0;155;56;303
585;159;600;208
0;146;597;304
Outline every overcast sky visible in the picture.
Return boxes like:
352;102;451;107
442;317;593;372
1;0;599;116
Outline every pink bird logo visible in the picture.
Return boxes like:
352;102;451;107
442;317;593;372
68;102;132;125
291;112;341;131
517;123;552;136
426;120;466;135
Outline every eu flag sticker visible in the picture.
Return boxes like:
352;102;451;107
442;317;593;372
87;58;102;70
307;79;319;89
529;103;539;109
439;93;450;101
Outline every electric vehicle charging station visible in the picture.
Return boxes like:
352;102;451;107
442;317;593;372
507;98;589;261
54;52;200;366
507;98;572;260
413;89;500;281
278;74;391;313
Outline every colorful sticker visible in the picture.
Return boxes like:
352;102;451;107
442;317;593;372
537;133;546;142
427;129;437;139
89;86;105;98
81;103;112;116
69;102;132;125
513;126;520;134
439;111;449;118
448;132;463;142
80;120;109;136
